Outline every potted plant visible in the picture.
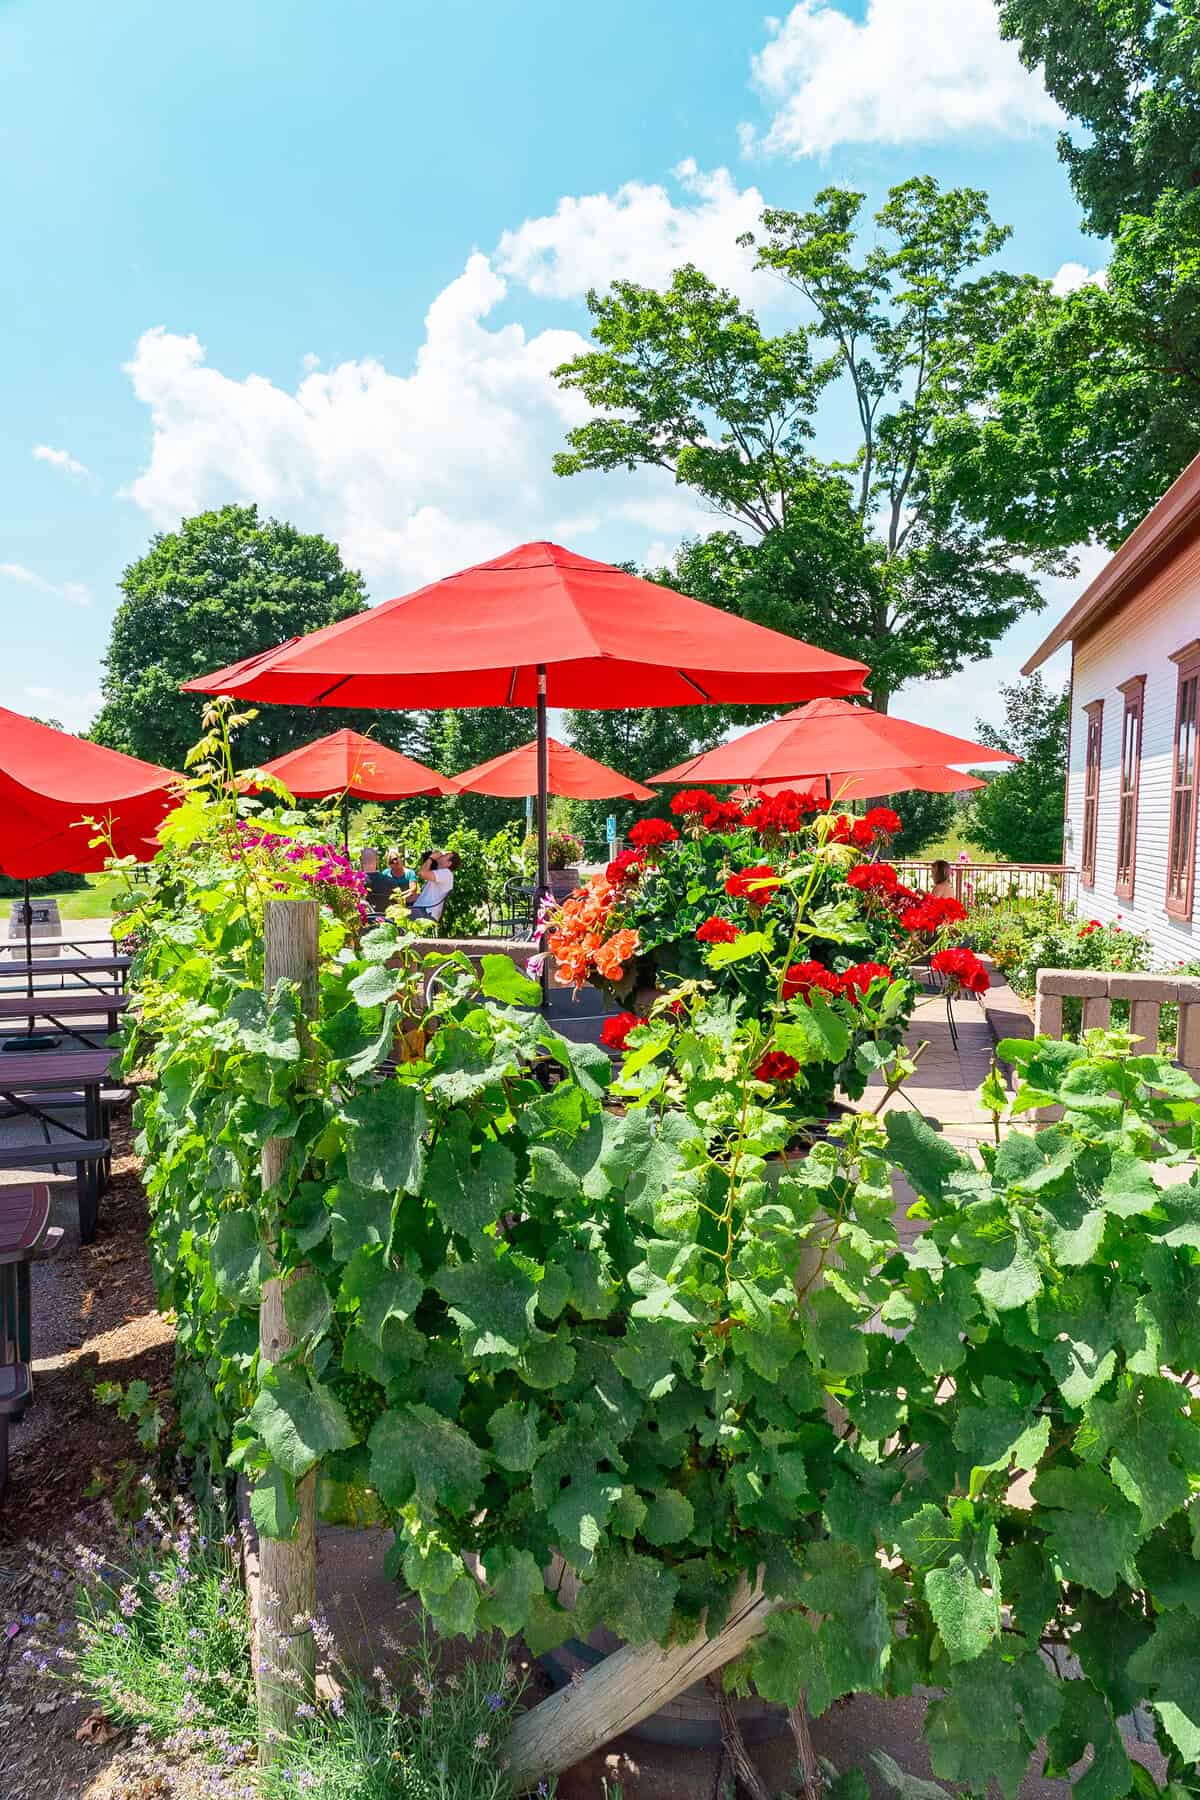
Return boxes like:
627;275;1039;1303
545;828;583;898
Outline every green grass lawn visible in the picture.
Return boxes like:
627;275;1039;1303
2;873;132;922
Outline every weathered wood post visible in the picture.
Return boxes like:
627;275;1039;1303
257;899;320;1765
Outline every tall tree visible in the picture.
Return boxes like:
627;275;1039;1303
939;3;1200;549
565;704;720;845
996;0;1200;237
553;180;1060;711
968;673;1069;864
92;504;407;770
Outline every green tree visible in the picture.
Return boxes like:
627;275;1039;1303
968;673;1068;863
564;705;720;847
92;504;405;770
996;0;1200;236
553;180;1060;711
937;4;1200;548
883;788;957;859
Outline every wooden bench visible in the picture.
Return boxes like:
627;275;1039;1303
0;1139;109;1242
0;1184;58;1498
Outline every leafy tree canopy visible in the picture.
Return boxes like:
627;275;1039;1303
968;673;1068;864
553;180;1060;711
996;0;1200;236
936;3;1200;549
92;504;413;770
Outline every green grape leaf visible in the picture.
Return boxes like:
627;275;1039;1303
924;1554;1000;1663
212;1211;269;1306
641;1488;695;1546
368;1404;484;1515
424;1112;515;1236
249;1463;300;1540
1032;1465;1142;1596
282;1270;332;1343
347;962;399;1009
488;1401;541;1473
479;953;541;1006
574;1549;679;1646
433;1259;537;1358
250;1369;356;1480
885;1111;968;1200
344;1081;427;1193
480;1548;543;1637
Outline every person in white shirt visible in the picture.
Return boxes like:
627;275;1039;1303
408;850;458;919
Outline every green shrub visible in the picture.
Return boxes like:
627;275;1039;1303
969;892;1152;1022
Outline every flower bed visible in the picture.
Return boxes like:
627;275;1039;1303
544;791;983;1123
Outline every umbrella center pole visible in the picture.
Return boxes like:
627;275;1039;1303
536;668;551;1011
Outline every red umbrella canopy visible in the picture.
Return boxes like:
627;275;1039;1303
752;764;987;801
454;736;655;802
184;542;869;710
653;698;1017;788
0;707;177;878
254;729;459;800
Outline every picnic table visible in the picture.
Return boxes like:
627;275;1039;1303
0;1049;115;1240
0;1183;58;1496
0;953;131;994
0;989;128;1047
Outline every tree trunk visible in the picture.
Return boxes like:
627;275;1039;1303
256;899;320;1767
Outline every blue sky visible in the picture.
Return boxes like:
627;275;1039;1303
1;0;1097;738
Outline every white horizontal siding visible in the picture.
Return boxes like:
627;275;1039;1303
1065;536;1200;967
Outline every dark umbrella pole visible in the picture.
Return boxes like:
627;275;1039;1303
24;879;33;1004
536;666;550;1010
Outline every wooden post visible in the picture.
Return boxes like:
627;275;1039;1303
500;1579;783;1794
257;899;320;1766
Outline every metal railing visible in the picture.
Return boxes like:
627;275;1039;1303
895;862;1078;911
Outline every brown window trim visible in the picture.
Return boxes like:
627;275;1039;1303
1080;699;1104;889
1115;676;1145;901
1167;643;1200;919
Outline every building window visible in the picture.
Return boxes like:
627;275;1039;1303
1115;676;1144;901
1080;700;1103;887
1167;642;1200;919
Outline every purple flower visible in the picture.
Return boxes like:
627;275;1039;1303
486;1692;504;1712
4;1622;19;1642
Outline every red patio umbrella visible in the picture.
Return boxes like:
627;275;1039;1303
0;707;176;995
652;698;1016;798
254;728;459;802
453;737;654;803
185;542;869;899
252;728;459;846
752;764;987;801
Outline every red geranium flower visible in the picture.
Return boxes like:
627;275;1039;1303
863;807;901;839
725;863;780;906
626;818;679;852
600;1010;641;1050
605;849;644;884
754;1051;802;1083
696;915;740;944
846;862;899;893
931;947;990;995
839;961;893;997
782;960;841;1000
702;798;747;832
1079;919;1101;936
744;788;817;837
669;789;720;817
900;895;968;934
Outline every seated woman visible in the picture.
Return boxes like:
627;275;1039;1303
408;850;459;921
359;846;397;915
928;858;956;899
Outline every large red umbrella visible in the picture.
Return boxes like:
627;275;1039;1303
0;707;176;990
454;737;654;802
653;698;1016;797
185;541;868;896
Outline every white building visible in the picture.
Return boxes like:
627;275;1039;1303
1025;452;1200;967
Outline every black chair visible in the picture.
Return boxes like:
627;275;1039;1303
488;879;538;939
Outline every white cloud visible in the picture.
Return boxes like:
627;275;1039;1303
1051;261;1108;297
23;684;103;730
122;247;716;595
32;443;89;478
0;561;91;605
744;0;1062;159
495;161;772;306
